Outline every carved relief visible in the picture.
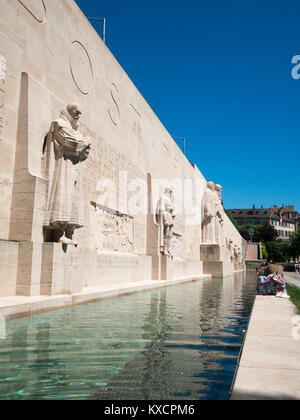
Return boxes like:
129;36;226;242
18;0;47;24
108;83;121;126
170;232;182;258
69;41;93;95
92;203;133;253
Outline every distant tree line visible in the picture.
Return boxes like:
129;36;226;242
235;221;300;262
224;211;300;262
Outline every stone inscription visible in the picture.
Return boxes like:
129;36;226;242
108;83;121;126
0;177;11;206
18;0;47;24
80;120;146;208
70;41;93;95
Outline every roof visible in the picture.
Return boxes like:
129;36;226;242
227;208;296;223
227;209;271;219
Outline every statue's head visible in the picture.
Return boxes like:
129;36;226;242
67;103;82;122
207;181;214;190
164;188;172;197
215;184;222;193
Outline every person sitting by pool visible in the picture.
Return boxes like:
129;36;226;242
256;263;290;298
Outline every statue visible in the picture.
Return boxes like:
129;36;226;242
0;55;6;92
233;245;242;268
43;103;91;245
202;182;215;244
214;184;224;245
155;188;176;256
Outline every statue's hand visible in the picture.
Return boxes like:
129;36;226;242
80;144;91;161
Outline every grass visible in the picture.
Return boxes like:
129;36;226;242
286;283;300;314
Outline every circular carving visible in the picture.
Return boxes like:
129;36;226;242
108;83;121;126
69;41;93;95
18;0;47;24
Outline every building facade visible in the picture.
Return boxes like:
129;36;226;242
227;205;298;241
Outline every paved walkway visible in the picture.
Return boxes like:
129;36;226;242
231;294;300;400
285;273;300;290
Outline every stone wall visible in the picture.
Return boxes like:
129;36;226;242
0;0;246;296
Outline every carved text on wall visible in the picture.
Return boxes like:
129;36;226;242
18;0;47;24
70;41;93;95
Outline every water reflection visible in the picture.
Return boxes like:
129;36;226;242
0;272;257;400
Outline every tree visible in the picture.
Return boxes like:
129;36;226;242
289;228;300;261
238;224;259;241
265;242;290;262
259;224;279;242
238;223;278;243
261;243;268;260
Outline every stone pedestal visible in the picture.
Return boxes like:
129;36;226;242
92;251;152;287
0;240;19;297
41;246;153;296
152;255;204;281
161;255;174;281
200;244;234;278
151;255;173;281
41;243;90;296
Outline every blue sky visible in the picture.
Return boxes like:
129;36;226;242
75;0;299;211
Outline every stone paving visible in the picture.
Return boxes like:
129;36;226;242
231;290;300;400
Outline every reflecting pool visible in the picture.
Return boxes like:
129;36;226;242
0;271;257;400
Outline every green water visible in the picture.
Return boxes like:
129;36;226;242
0;271;257;400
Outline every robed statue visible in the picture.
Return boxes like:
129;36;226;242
43;103;91;245
202;181;216;244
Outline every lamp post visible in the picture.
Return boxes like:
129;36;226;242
86;17;106;44
172;136;186;155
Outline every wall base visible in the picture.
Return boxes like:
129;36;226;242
203;261;234;278
200;244;239;278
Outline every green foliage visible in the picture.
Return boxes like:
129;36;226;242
259;224;279;242
286;284;300;314
238;224;257;241
238;224;278;243
289;228;300;260
261;243;268;260
265;241;290;263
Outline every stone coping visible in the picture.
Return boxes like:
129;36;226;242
231;295;300;400
0;274;211;321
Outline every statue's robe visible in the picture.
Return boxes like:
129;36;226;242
155;194;174;251
213;191;224;245
202;187;215;244
43;112;88;230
